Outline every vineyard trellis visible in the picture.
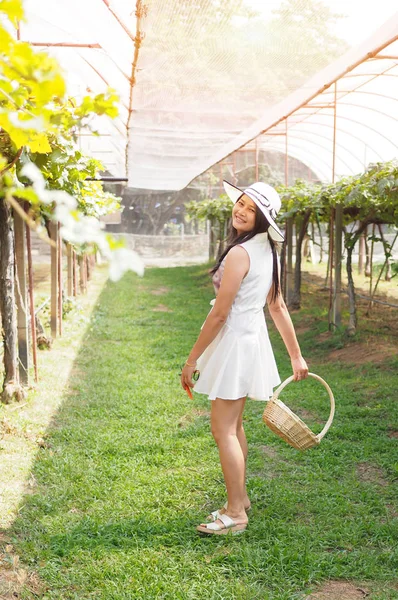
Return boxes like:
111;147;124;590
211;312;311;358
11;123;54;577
186;159;398;335
0;0;143;403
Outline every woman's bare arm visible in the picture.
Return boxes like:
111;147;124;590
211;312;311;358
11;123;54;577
266;288;308;381
181;246;249;390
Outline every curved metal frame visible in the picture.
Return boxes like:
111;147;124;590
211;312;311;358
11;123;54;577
255;139;331;181
284;120;386;162
19;5;398;188
265;131;361;174
264;119;386;167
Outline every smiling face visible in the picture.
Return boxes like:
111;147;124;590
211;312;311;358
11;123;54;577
232;194;257;235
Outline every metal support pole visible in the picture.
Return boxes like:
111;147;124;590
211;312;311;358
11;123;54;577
255;138;259;181
284;118;293;305
285;118;289;187
232;152;236;183
30;42;101;48
13;208;29;385
331;82;342;329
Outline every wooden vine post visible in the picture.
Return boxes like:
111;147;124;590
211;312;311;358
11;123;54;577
50;221;58;339
84;254;88;292
67;243;73;296
78;254;86;294
280;241;287;299
58;224;63;336
0;198;24;403
87;252;92;281
333;203;343;329
13;206;30;385
25;222;38;383
285;218;294;306
327;211;334;330
358;232;366;274
367;224;376;313
84;255;88;288
290;209;312;310
73;249;78;296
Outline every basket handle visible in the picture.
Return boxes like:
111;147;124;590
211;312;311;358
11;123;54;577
272;372;335;442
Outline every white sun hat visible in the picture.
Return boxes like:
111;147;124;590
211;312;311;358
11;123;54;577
223;180;285;242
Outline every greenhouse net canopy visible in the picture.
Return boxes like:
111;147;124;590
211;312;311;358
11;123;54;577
18;0;398;190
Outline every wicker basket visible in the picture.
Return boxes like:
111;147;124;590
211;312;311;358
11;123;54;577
263;373;335;451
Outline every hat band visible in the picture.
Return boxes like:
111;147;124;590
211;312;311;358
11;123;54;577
244;187;277;220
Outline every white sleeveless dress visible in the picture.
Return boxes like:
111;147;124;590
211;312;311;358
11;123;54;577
193;232;281;401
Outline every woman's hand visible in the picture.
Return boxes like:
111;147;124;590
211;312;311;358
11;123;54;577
180;362;197;393
291;356;309;381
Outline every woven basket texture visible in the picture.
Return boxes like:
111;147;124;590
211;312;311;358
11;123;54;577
263;398;320;450
262;373;335;451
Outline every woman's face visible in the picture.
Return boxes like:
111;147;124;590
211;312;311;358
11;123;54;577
232;194;257;234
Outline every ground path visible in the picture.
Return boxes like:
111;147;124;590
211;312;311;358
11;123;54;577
1;264;397;599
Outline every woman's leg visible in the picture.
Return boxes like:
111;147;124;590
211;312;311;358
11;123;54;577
203;397;248;525
236;400;251;509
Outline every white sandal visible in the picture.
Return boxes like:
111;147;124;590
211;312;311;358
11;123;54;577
197;513;247;536
207;503;251;522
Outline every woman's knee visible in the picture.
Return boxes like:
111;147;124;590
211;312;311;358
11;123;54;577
211;422;235;444
210;422;222;443
210;397;245;443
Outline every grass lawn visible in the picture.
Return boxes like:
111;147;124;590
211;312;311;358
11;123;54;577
1;263;397;599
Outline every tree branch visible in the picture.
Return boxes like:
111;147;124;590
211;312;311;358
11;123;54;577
0;147;23;176
5;192;56;248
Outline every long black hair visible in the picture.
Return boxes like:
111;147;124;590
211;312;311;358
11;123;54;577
210;203;281;303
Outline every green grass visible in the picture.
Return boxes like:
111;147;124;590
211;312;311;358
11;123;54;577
3;264;398;599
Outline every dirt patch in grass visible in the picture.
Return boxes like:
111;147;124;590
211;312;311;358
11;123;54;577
0;417;17;437
356;462;388;487
306;581;370;599
294;408;319;421
178;408;210;429
251;446;281;479
259;444;299;464
328;340;396;365
0;542;45;599
150;287;170;296
0;567;45;600
317;331;332;342
386;504;398;519
152;304;173;312
260;445;280;460
294;324;313;335
300;271;398;348
387;429;398;439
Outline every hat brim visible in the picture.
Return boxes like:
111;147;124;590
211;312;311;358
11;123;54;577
223;180;285;243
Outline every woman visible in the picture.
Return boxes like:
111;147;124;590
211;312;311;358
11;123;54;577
180;180;308;535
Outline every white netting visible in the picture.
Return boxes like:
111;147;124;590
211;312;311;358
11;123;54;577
17;1;398;189
203;27;398;185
